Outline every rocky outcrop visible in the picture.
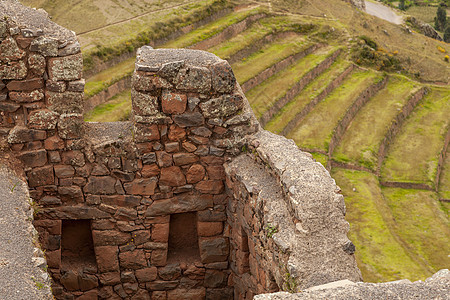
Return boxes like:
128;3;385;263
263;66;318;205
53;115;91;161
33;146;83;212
406;16;443;41
347;0;365;11
254;269;450;299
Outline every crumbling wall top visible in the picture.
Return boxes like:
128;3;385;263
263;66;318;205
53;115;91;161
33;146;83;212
136;47;223;70
0;0;77;45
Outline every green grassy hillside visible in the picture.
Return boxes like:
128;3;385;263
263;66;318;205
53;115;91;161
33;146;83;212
19;0;450;284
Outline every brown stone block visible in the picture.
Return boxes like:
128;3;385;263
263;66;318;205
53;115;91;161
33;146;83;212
79;273;99;291
84;176;116;195
0;60;27;79
151;249;167;266
119;249;147;269
131;289;151;300
133;230;151;245
58;113;84;139
6;78;43;91
101;195;141;208
92;230;131;246
167;288;206;300
156;151;173;168
197;222;223;237
0;37;25;62
132;89;159;116
195;180;224;195
145;193;213;217
197;210;226;222
168;125;186;141
18;149;47;168
45;249;61;269
95;246;119;272
15;37;33;49
152;223;169;243
48;53;83;81
27;165;54;187
173;153;198;166
44;135;64;150
58;185;84;203
134;123;160;143
199;237;229;264
61;150;85;167
9;90;44;102
77;289;98;300
46;91;83;114
186;164;205;184
135;267;157;283
141;164;160;178
151;291;167;300
34;219;62;234
159;166;186;187
29;109;59;130
182;141;197;152
161;91;187;115
98;272;121;285
204;270;227;288
54;165;75;178
206;165;225;180
123;178;158;196
8;126;46;144
133;72;171;92
200;156;224;165
146;280;178;291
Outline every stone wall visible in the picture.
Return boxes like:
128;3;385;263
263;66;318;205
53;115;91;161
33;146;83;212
1;1;363;299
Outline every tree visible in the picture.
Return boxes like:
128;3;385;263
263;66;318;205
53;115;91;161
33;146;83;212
444;25;450;43
398;0;406;11
435;3;447;31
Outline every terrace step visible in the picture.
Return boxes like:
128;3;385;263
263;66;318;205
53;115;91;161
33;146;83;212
331;76;422;172
286;70;382;154
258;48;342;127
265;60;354;135
380;87;450;189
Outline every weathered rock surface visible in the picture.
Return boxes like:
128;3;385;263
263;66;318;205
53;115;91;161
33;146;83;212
254;269;450;299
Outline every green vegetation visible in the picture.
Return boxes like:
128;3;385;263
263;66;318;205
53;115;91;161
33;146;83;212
84;90;131;122
332;168;431;282
85;57;135;98
406;5;439;24
381;187;450;273
434;4;447;31
79;0;231;72
311;152;328;167
381;87;450;187
333;76;420;170
210;16;317;60
265;58;351;134
246;46;338;118
438;148;450;200
287;70;381;152
163;7;266;49
232;34;310;83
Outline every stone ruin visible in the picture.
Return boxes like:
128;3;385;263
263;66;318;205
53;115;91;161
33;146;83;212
0;1;448;300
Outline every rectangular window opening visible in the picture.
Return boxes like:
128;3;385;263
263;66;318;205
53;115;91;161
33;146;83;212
168;212;200;263
61;220;96;271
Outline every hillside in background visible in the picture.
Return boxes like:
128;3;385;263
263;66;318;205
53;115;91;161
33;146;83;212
19;0;449;284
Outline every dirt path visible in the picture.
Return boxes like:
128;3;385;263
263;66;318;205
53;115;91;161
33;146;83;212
365;1;402;25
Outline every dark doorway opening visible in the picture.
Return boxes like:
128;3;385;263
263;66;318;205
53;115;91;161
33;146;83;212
168;212;200;263
61;219;96;271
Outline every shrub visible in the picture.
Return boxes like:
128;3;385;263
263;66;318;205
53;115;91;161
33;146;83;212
444;25;450;43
